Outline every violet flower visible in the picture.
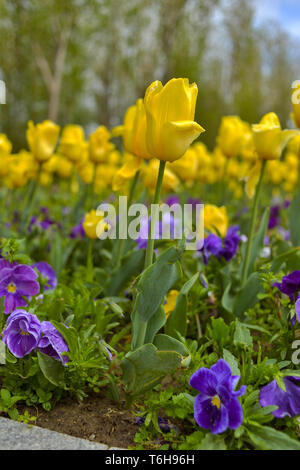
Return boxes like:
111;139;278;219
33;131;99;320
33;261;57;290
259;376;300;418
0;263;40;314
2;309;42;358
268;206;280;230
69;218;85;239
189;359;246;434
135;214;182;250
187;197;202;208
38;321;68;364
200;226;241;265
165;195;180;206
273;271;300;301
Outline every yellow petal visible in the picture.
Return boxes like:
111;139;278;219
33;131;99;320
245;161;262;199
159;120;205;162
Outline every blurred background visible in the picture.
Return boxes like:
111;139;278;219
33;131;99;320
0;0;300;150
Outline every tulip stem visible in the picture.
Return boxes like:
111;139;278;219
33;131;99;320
241;160;267;287
144;160;166;269
87;239;94;282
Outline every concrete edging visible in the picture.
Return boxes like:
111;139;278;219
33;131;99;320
0;417;127;450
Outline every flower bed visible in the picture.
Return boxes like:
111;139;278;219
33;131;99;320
1;78;300;450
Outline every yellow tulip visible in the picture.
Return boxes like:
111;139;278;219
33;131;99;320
83;210;110;239
58;125;86;162
0;155;10;177
252;113;299;160
288;135;300;155
6;152;38;188
39;171;53;187
144;78;205;162
245;161;262;199
217;116;249;159
292;81;300;129
26;120;60;162
42;154;59;173
204;204;228;237
164;290;179;319
89;126;114;163
107;149;121;166
77;160;94;184
113;99;151;160
266;160;286;185
0;134;12;157
112;154;141;191
167;147;198;182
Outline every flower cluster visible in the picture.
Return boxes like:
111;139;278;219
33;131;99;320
0;259;57;314
189;359;246;434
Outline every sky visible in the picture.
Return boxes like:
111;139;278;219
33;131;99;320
255;0;300;38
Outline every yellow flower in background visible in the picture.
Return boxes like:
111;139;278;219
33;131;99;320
0;155;10;177
58;125;86;162
211;147;226;181
6;151;38;188
0;134;12;157
89;126;114;163
288;135;300;155
26;120;60;162
39;171;53;187
94;163;116;192
164;290;179;319
141;160;179;193
266;160;287;186
77;160;94;184
107;149;121;166
217;116;249;159
83;209;110;239
113;99;151;160
292;81;300;129
245;161;262;199
42;154;59;173
204;204;228;237
144;78;205;162
252;113;299;161
112;154;141;191
167;146;198;182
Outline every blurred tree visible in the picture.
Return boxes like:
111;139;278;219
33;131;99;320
0;0;299;151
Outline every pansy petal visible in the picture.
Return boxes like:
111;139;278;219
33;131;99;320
211;359;232;385
194;396;229;434
227;398;243;429
189;368;218;395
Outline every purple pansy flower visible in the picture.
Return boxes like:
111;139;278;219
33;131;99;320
135;214;182;250
187;197;202;208
28;207;61;233
33;262;57;291
273;271;300;301
2;309;42;358
165;195;180;206
38;321;69;364
199;226;241;265
0;263;40;314
69;218;85;239
268;205;280;230
259;376;300;418
189;359;246;434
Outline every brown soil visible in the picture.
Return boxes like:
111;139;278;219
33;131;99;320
21;393;139;449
